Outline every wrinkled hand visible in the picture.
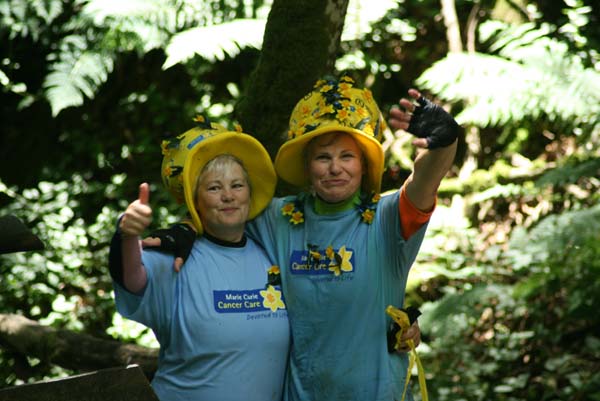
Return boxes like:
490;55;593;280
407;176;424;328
120;183;152;237
142;223;196;272
396;320;421;353
389;89;459;149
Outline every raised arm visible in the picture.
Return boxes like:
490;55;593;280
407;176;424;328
388;89;459;211
117;183;153;293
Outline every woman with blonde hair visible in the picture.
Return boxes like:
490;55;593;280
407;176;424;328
109;119;289;401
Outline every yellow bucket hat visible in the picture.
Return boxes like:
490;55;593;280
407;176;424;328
161;115;276;234
274;76;387;194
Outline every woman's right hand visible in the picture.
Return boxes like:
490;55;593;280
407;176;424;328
120;183;153;237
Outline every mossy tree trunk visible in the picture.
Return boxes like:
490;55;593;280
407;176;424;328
236;0;350;158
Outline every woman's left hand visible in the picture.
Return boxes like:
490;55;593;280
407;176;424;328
389;89;459;149
396;320;421;353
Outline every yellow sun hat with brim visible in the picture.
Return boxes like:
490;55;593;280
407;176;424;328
161;115;276;234
274;75;387;194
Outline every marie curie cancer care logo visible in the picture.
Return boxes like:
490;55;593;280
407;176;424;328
289;246;355;276
213;286;286;313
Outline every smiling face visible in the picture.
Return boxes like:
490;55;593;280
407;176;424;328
306;132;364;203
194;155;251;242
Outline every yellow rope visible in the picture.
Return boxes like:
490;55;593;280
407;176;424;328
386;305;429;401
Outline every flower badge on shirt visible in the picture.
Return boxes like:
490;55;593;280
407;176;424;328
266;265;281;286
260;285;286;312
326;245;354;276
281;198;304;225
357;192;380;224
306;243;322;269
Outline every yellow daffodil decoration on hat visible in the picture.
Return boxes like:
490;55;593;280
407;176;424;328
161;115;227;205
274;75;387;195
275;75;388;227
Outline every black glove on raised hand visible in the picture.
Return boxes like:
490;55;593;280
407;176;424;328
407;96;459;149
144;223;196;266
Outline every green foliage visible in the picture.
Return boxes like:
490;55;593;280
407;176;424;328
163;19;267;67
535;155;600;189
21;0;273;115
417;203;600;401
416;21;600;141
0;177;176;386
0;179;111;385
0;0;64;40
44;37;114;116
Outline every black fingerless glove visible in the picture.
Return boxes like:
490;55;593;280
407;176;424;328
407;96;459;149
145;223;196;264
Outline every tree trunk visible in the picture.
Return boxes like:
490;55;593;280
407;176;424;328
440;0;463;53
236;0;350;158
0;314;157;379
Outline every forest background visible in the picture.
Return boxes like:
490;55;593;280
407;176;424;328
0;0;599;400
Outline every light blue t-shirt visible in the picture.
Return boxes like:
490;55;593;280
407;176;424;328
114;236;290;401
247;190;427;401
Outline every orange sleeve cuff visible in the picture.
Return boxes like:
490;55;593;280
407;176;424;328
399;186;435;240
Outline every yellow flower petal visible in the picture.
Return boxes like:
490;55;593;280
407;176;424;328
336;108;350;122
338;246;353;272
328;264;342;276
281;203;295;216
260;285;286;312
309;250;321;260
325;246;335;260
291;211;304;224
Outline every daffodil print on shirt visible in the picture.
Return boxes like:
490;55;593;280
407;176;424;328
261;285;286;312
289;244;355;275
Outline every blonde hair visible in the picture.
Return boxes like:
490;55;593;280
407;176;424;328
193;154;251;204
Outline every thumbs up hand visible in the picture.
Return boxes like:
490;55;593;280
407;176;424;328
120;183;153;237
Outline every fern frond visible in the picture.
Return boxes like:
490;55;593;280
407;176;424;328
163;18;266;68
535;157;600;187
508;203;600;263
43;35;114;116
417;52;541;126
416;22;600;136
342;0;398;41
82;0;271;34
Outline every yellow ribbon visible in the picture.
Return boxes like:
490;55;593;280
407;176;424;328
386;305;429;401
